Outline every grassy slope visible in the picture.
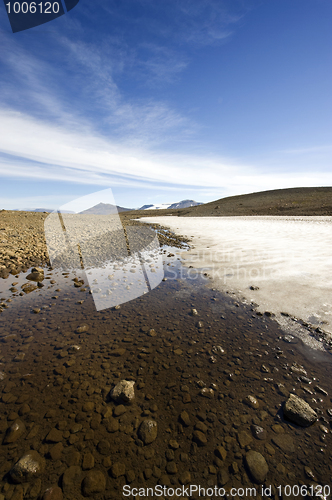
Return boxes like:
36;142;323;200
120;187;332;220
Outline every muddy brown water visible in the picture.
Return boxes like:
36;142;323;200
0;248;332;500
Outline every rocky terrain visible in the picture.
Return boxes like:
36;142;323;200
0;261;331;499
122;187;332;219
1;187;331;279
0;211;188;279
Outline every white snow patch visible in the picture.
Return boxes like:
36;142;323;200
142;216;332;344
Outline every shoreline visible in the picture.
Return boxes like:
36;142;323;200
141;216;332;353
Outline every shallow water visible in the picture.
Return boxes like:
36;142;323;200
0;247;332;499
142;216;332;345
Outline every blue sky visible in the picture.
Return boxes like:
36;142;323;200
0;0;331;210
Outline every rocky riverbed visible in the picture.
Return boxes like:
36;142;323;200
0;252;332;499
0;210;188;279
0;210;332;499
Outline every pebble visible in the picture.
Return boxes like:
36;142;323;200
192;430;207;446
244;395;260;409
245;450;269;483
217;468;230;486
251;425;267;440
283;394;317;426
272;434;295;453
3;419;26;444
82;470;106;496
46;428;63;443
237;430;252;448
62;466;82;497
111;462;125;478
179;411;191;427
138;420;158;445
215;446;227;461
199;388;214;398
42;486;63;500
110;380;135;404
76;325;89;334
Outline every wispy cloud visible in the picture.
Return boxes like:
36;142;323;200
1;109;332;200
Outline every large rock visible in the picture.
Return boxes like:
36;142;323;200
82;470;106;496
138;420;158;445
110;380;135;404
245;450;269;484
10;450;45;484
283;394;317;427
3;419;26;444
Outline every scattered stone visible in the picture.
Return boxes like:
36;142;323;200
46;428;63;443
179;410;190;427
237;430;252;448
272;434;295;453
283;394;317;426
192;430;207;446
251;425;267;440
3;419;26;444
179;471;191;485
212;345;225;355
105;418;119;433
245;450;269;483
76;325;89;334
111;462;125;478
215;446;227;461
10;450;45;483
244;395;260;409
169;439;179;449
62;466;82;498
21;283;37;293
42;486;63;500
217;468;230;486
166;462;177;474
113;404;126;417
126;470;135;483
315;385;328;396
138;420;158;445
110;380;135;404
304;466;316;480
82;470;106;496
200;388;214;398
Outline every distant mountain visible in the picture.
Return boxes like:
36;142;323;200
13;208;54;213
79;203;132;215
139;200;202;210
168;200;203;209
139;203;173;211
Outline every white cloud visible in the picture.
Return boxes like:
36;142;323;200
1;109;332;200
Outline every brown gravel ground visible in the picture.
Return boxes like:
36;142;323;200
0;211;188;279
0;186;331;278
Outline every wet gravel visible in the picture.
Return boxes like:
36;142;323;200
0;248;332;499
